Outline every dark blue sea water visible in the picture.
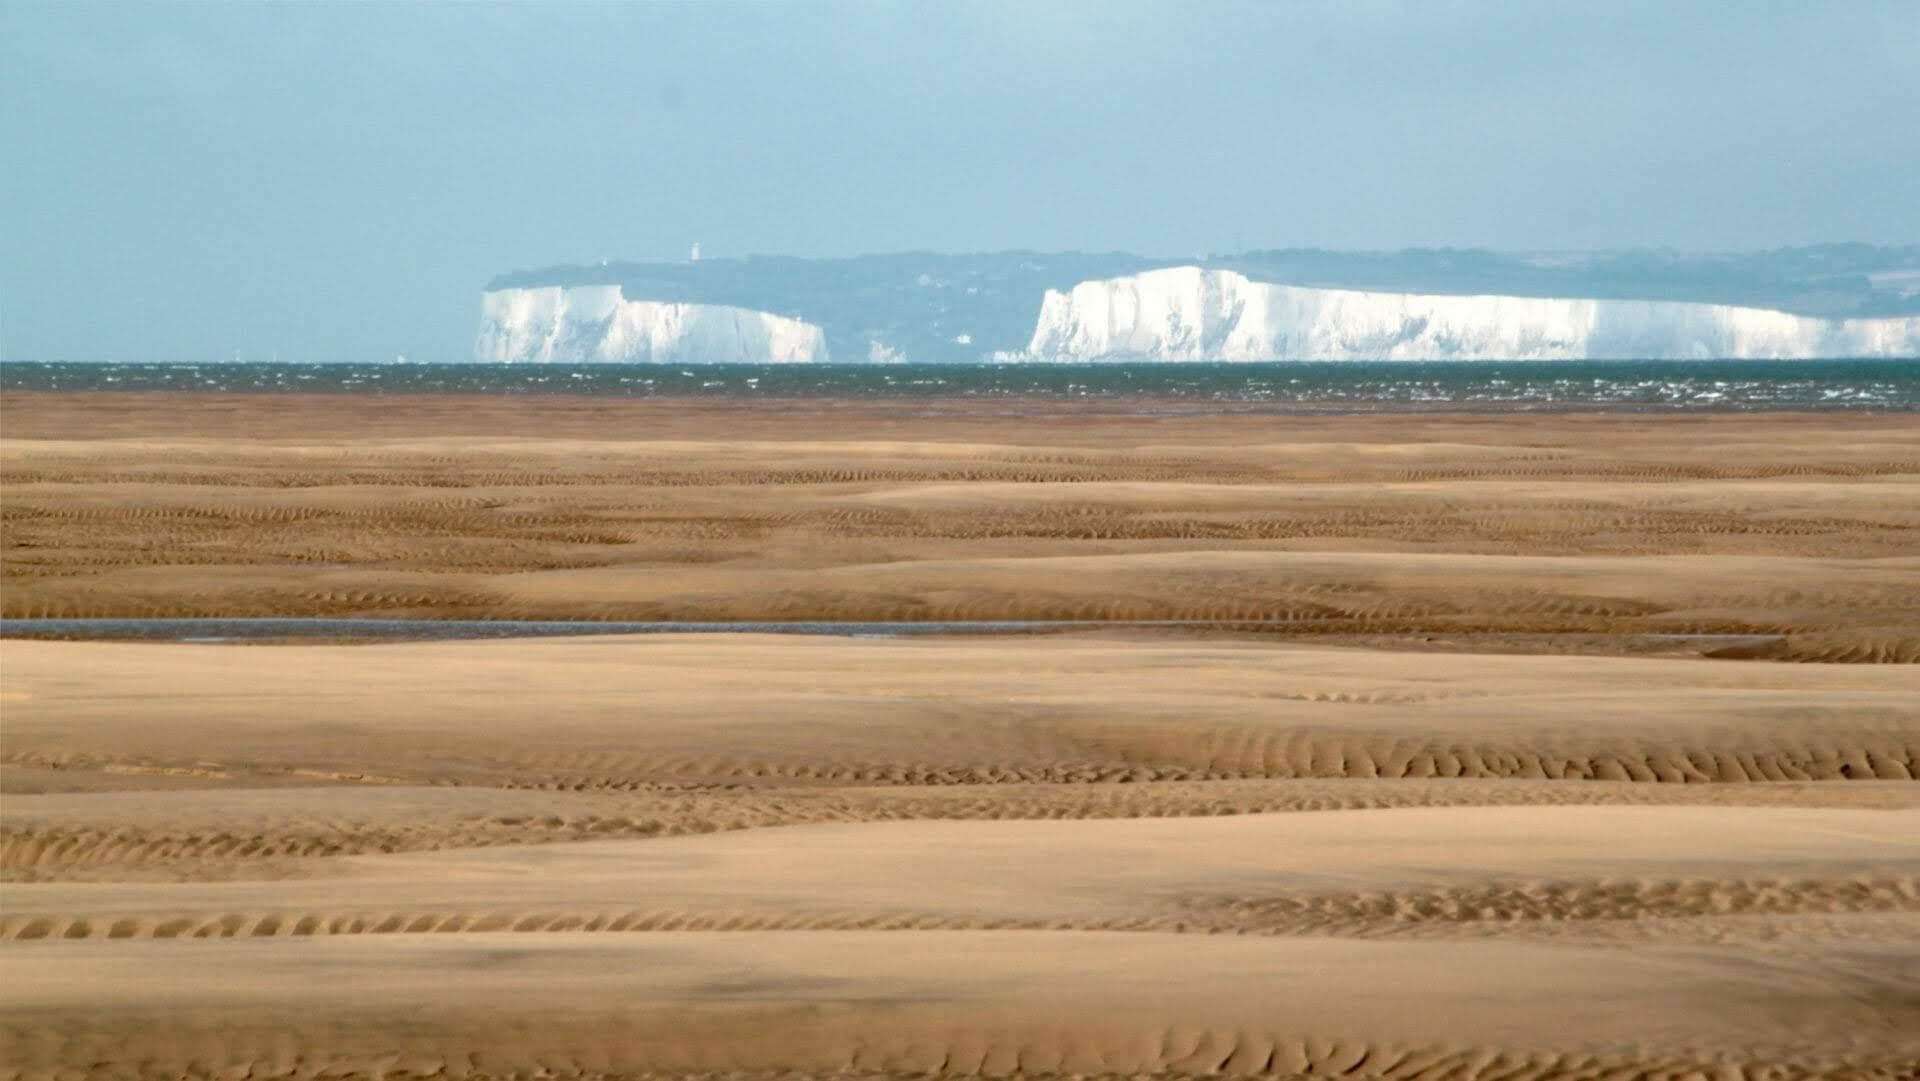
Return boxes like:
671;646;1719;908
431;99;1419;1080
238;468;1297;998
3;360;1917;410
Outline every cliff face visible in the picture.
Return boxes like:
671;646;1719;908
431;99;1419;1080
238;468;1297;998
475;286;828;363
476;252;1920;363
481;253;1161;363
1026;267;1920;361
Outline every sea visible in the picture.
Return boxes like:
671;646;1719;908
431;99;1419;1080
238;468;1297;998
3;359;1918;411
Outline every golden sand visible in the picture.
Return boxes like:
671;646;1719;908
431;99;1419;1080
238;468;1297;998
2;395;1916;1078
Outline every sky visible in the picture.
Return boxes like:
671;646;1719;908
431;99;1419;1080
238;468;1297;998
3;1;1918;362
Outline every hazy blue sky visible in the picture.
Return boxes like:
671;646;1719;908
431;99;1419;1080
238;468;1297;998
4;1;1918;361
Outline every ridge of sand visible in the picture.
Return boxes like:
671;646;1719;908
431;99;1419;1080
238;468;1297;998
7;638;1916;791
6;933;1916;1077
9;778;1919;882
5;806;1916;945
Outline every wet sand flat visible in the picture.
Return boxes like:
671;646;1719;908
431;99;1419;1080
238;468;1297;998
2;395;1918;1079
4;396;1918;658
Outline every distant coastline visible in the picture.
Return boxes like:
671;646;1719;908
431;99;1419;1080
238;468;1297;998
473;247;1920;364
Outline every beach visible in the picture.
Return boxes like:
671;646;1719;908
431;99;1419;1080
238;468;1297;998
2;393;1917;1077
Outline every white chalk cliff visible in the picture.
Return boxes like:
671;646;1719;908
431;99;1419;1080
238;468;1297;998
476;286;828;363
1026;267;1920;361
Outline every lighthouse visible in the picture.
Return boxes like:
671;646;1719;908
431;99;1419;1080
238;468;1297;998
690;242;701;263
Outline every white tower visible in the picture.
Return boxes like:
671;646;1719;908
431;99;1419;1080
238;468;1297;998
690;242;701;263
